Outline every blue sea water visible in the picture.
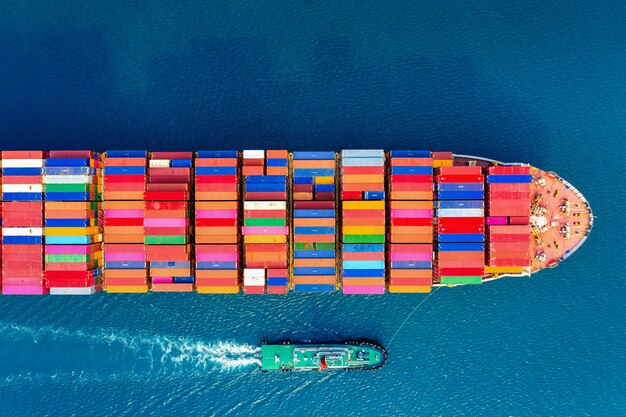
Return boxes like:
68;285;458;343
0;1;625;415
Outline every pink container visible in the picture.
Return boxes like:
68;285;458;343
487;216;508;225
195;210;237;219
144;218;189;227
342;285;385;295
342;251;385;261
104;209;144;218
151;276;173;283
196;252;239;262
45;245;94;254
2;285;48;295
104;252;146;261
241;226;289;235
390;209;433;218
390;252;432;261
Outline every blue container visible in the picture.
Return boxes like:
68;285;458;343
315;184;335;193
245;183;286;192
487;174;533;184
267;277;289;286
105;261;146;269
342;243;384;252
364;191;385;200
45;236;95;244
105;150;147;158
2;236;43;244
266;158;287;167
196;261;237;270
390;166;433;175
293;209;335;218
150;261;191;269
294;267;336;275
437;243;484;252
437;191;485;200
245;175;286;183
437;233;485;243
343;260;385;269
342;268;385;278
294;226;335;235
437;183;484;192
293;176;314;184
45;158;91;167
2;168;42;176
45;219;93;227
437;200;484;209
196;150;238;158
44;167;95;176
294;284;336;293
103;166;146;175
293;168;335;177
2;193;43;201
195;166;237;175
292;151;335;160
171;159;192;167
390;261;432;269
173;276;195;283
294;250;335;258
44;192;93;201
389;150;431;158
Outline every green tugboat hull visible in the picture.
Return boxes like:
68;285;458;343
261;341;387;372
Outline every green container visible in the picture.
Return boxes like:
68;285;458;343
244;218;286;226
342;234;385;244
145;236;188;245
314;242;336;250
294;242;336;250
45;254;96;263
45;184;95;193
441;276;483;285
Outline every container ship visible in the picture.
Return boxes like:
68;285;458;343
0;150;593;295
260;341;387;372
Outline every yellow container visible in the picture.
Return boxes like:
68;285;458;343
314;176;335;184
45;226;100;236
342;225;385;235
342;201;385;210
484;266;525;274
105;285;150;293
243;235;287;244
196;286;240;294
342;175;384;184
388;285;432;293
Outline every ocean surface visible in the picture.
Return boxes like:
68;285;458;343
0;1;624;416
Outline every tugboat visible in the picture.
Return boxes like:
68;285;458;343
260;340;387;372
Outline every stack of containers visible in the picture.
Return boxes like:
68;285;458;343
1;151;46;295
102;151;149;293
43;151;103;295
435;166;485;285
144;152;193;292
340;149;386;295
387;150;434;293
486;166;532;269
291;151;337;293
242;150;289;294
194;151;240;294
432;152;453;168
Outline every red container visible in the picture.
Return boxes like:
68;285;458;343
104;157;146;167
437;217;484;233
432;152;452;159
103;174;146;183
436;267;484;276
195;218;237;227
436;174;484;183
488;166;530;175
143;191;188;201
340;191;362;200
196;277;239;286
438;166;482;175
243;286;265;294
2;151;45;159
2;176;43;184
341;166;384;175
390;183;433;191
196;175;238;184
104;218;143;226
267;286;288;294
391;218;433;226
145;201;188;210
508;216;529;225
389;158;433;167
293;201;335;209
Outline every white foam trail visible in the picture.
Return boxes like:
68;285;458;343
0;322;261;371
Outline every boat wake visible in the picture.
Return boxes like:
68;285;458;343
0;322;261;372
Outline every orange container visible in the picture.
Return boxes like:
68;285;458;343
389;191;434;200
105;277;149;286
293;192;313;200
341;210;385;219
195;235;238;244
389;269;432;279
196;201;238;210
46;210;101;219
293;258;336;267
104;157;146;166
102;191;145;200
45;202;98;211
294;218;335;227
294;276;336;284
106;285;150;293
389;226;432;235
105;226;144;235
197;286;240;294
103;200;144;210
150;268;190;276
195;226;238;236
389;234;432;243
341;182;384;192
292;160;335;168
104;234;145;244
266;150;288;158
437;251;484;260
245;252;287;262
342;175;383;184
266;167;288;176
151;283;194;292
342;217;385;226
389;157;433;167
144;209;189;219
196;269;238;279
342;278;385;286
294;234;334;243
195;158;238;167
195;191;239;201
388;285;431;293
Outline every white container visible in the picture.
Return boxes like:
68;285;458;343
1;159;44;168
149;159;172;168
341;157;384;167
437;208;485;217
242;150;265;159
43;175;93;184
50;286;97;295
243;201;286;210
243;276;265;286
2;227;44;236
341;149;384;158
2;184;43;193
244;268;265;278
